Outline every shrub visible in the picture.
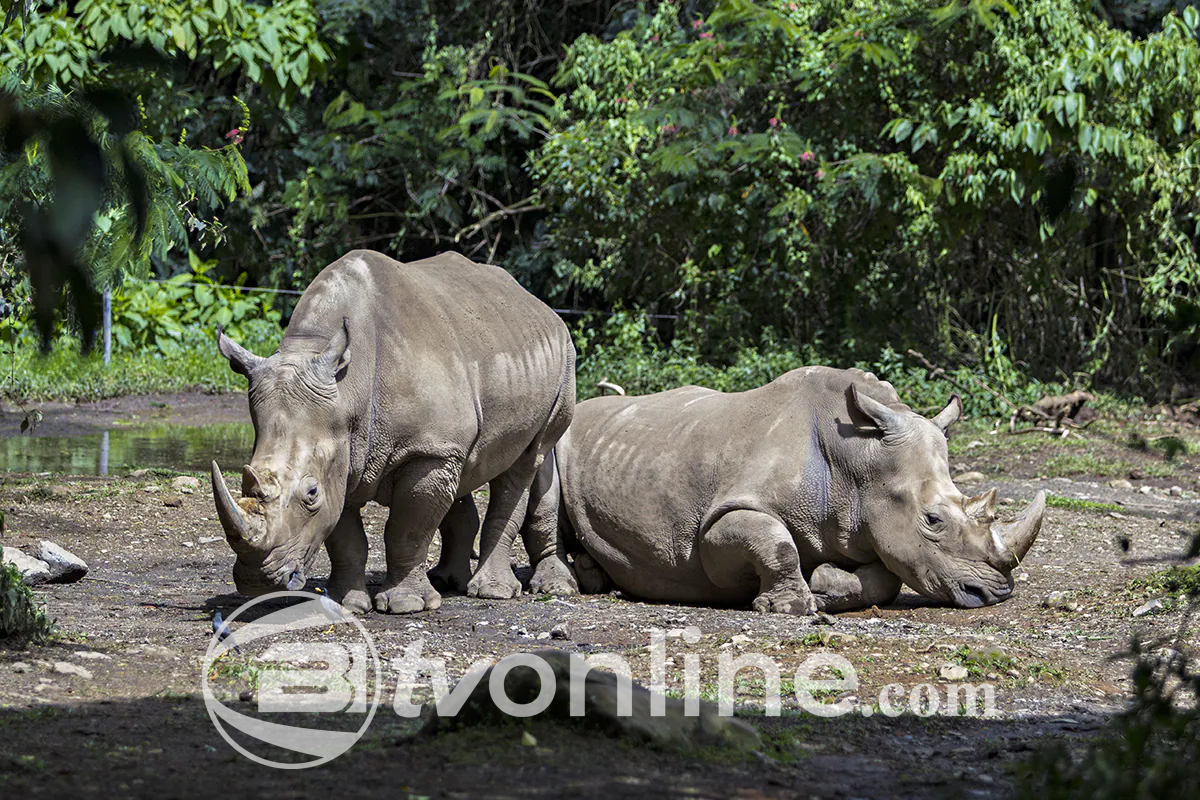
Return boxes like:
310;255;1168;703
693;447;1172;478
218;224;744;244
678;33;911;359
0;548;55;646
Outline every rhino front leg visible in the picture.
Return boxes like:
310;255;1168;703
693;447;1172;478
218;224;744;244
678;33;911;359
701;509;817;615
375;459;459;614
810;562;902;613
468;452;541;600
524;449;578;596
428;496;478;594
325;507;371;614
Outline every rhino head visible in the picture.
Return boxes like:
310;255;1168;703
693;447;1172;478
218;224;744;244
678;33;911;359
848;386;1044;608
211;320;353;596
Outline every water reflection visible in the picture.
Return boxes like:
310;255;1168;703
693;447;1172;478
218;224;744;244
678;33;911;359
0;423;255;475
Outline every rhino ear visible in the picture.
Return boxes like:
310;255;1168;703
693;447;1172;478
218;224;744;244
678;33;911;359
217;326;265;377
930;394;962;436
849;384;906;436
313;317;351;379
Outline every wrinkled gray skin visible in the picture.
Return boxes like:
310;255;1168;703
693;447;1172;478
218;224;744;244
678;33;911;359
211;250;577;614
536;366;1044;614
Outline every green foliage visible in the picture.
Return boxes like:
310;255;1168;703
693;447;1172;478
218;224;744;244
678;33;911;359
110;252;281;356
0;548;55;645
1044;495;1122;512
533;0;1200;391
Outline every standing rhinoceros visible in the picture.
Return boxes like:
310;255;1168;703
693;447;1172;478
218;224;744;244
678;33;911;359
535;366;1044;613
211;250;577;613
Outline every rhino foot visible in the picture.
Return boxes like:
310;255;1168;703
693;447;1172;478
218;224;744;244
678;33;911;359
374;581;442;614
573;552;613;595
528;557;579;596
466;568;522;600
752;589;817;615
427;564;471;594
326;583;372;615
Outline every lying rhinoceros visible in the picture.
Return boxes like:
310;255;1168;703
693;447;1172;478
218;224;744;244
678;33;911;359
534;366;1043;613
211;250;577;613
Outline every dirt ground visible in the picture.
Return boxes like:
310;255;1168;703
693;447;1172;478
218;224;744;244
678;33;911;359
1;392;1199;798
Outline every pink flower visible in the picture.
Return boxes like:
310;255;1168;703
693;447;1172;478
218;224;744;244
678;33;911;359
225;128;240;139
616;97;627;103
699;31;713;39
801;150;813;162
692;19;702;29
815;170;825;179
788;2;797;9
728;125;738;136
854;29;863;38
662;124;677;134
649;34;659;42
966;167;973;175
769;117;778;128
626;82;633;89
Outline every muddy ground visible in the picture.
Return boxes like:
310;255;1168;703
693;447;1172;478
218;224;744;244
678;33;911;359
1;393;1199;798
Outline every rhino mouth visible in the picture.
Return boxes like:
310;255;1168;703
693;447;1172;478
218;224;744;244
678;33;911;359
953;578;1013;608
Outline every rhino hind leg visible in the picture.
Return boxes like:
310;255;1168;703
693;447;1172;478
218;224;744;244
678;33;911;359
524;450;578;596
572;552;613;595
468;453;544;600
428;496;478;594
325;508;372;614
700;510;817;615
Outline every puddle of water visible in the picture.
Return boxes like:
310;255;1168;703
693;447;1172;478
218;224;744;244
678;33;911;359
0;423;255;476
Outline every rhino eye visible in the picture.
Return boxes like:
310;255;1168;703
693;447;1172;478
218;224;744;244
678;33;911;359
924;512;943;527
300;478;320;507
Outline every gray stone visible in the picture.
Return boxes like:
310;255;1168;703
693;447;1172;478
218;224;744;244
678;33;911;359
1169;485;1183;497
1109;479;1133;490
421;649;761;751
171;476;200;493
1044;591;1078;611
52;661;93;680
550;623;569;641
10;661;32;673
814;612;837;626
36;540;88;583
1;546;52;584
939;663;969;681
72;651;112;661
956;471;985;484
128;469;151;478
162;495;184;508
1133;599;1163;617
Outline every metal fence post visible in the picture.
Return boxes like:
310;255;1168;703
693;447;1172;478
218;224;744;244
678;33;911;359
102;289;112;365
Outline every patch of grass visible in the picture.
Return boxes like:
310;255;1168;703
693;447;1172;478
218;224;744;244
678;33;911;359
1041;451;1177;479
1045;495;1122;513
1026;662;1068;684
0;552;55;645
1129;565;1200;597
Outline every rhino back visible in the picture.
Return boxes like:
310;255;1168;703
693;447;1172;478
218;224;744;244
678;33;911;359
287;250;574;502
559;366;902;602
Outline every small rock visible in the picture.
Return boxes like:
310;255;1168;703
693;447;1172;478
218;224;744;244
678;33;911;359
1139;486;1153;495
163;495;184;508
814;613;837;626
141;486;157;494
1044;591;1077;611
129;469;151;479
53;662;93;680
1169;486;1183;497
171;476;200;492
730;633;752;646
10;661;32;673
1;547;52;584
198;536;223;545
998;497;1015;506
72;651;111;661
550;623;569;641
522;731;538;747
37;540;88;583
536;631;551;640
1109;479;1133;490
966;440;986;450
1129;468;1144;480
956;471;986;484
139;645;177;660
239;689;255;703
939;663;969;681
1133;599;1163;618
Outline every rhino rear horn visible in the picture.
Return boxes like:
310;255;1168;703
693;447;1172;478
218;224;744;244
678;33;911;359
212;461;251;543
217;327;265;377
994;490;1045;562
965;488;997;522
313;317;351;378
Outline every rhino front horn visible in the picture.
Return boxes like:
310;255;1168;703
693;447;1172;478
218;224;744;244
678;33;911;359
994;490;1046;562
212;461;251;542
